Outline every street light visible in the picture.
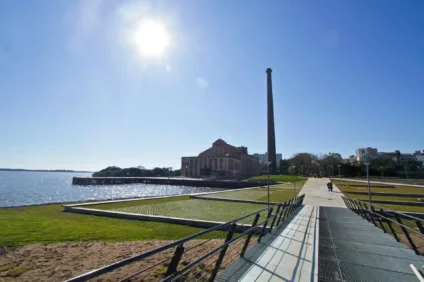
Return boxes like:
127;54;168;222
292;166;297;197
337;164;341;180
364;162;372;207
404;164;409;179
266;161;272;209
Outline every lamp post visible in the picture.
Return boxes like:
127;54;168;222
364;162;372;207
380;165;384;179
337;164;341;180
292;166;296;197
266;162;272;209
404;164;409;179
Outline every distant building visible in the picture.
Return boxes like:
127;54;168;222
355;147;378;162
181;139;260;178
349;155;356;164
252;153;282;165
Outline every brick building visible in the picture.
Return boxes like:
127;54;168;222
181;139;260;178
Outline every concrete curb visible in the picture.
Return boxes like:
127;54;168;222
356;199;424;206
333;178;424;188
63;184;285;208
190;195;277;205
63;206;265;233
345;191;424;197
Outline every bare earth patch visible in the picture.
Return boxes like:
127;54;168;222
0;240;229;282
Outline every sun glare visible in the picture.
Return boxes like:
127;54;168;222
133;20;170;57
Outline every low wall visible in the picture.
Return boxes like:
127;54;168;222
190;195;277;205
346;191;424;198
64;206;263;233
72;177;272;189
358;199;424;206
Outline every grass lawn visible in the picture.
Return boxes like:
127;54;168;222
334;181;424;194
86;184;306;225
250;175;305;183
334;180;424;213
105;199;268;223
0;203;225;247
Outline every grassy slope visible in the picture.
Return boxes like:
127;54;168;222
256;180;306;202
112;199;267;222
250;175;305;183
333;181;424;213
0;183;305;247
0;204;223;247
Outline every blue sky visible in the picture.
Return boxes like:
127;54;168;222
0;0;423;171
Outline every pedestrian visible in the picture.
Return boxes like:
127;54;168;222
327;182;331;191
329;181;333;192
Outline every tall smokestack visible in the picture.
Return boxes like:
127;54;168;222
266;68;277;174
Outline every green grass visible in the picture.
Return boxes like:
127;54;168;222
0;203;225;247
334;181;424;194
256;181;306;202
91;195;190;210
109;199;268;223
334;180;424;213
87;184;306;225
250;175;305;183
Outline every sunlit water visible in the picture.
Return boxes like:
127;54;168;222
0;171;224;207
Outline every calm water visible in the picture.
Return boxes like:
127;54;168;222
0;171;222;207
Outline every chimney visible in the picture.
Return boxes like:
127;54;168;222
266;68;277;174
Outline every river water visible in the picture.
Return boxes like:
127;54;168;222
0;171;221;207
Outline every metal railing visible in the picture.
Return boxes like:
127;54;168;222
342;196;424;255
66;194;305;282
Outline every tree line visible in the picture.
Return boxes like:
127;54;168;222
278;153;423;178
92;166;180;177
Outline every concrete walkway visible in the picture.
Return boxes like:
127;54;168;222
217;205;318;282
298;178;346;208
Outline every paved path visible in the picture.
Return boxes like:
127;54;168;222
298;178;346;208
217;205;318;282
335;178;424;188
217;178;423;282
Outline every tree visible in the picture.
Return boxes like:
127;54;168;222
280;159;290;174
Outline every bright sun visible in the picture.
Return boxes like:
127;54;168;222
133;20;170;57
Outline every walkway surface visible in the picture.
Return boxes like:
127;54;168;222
217;178;424;282
319;206;424;282
217;205;317;282
298;178;346;208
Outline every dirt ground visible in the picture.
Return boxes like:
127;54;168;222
0;239;238;282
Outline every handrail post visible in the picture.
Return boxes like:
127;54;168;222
269;204;281;231
358;202;370;221
240;214;260;258
276;202;287;227
381;209;400;242
288;200;294;216
415;221;424;235
395;216;419;255
258;208;273;243
351;199;360;214
364;203;377;226
209;223;237;282
355;200;365;218
352;200;362;216
165;244;185;278
371;206;386;233
348;199;357;213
